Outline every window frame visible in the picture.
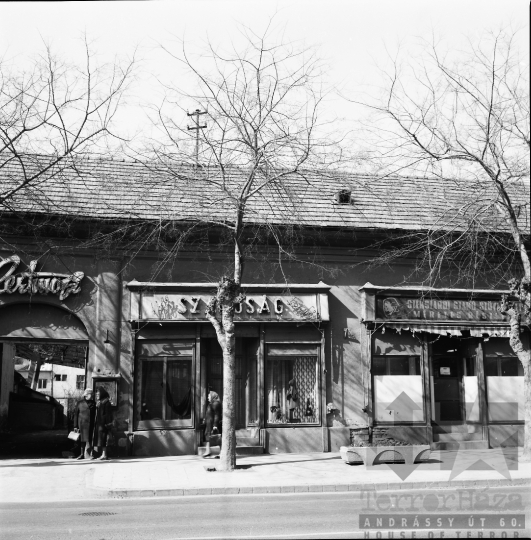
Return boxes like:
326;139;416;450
485;356;523;377
135;340;195;430
372;355;421;376
76;375;85;390
265;341;322;428
371;354;425;425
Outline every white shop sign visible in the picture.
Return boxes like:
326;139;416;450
136;292;327;322
0;255;84;301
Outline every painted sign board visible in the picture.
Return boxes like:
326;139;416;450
0;255;84;301
377;296;507;322
136;292;327;322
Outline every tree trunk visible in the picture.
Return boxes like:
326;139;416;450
204;275;242;472
502;300;531;462
523;360;531;462
220;338;237;471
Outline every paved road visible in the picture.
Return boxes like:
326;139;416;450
1;487;530;540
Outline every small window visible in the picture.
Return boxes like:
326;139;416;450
62;374;67;382
76;375;85;390
372;356;421;375
485;357;523;377
485;356;498;377
501;357;521;377
54;375;61;382
465;357;476;376
335;189;352;204
38;379;47;389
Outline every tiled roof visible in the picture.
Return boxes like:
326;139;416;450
1;156;529;234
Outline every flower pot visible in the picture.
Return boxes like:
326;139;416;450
340;445;430;466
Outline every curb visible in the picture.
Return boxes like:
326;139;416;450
88;477;531;499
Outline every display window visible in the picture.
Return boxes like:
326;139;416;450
371;329;425;423
266;343;320;425
484;339;524;422
135;340;194;429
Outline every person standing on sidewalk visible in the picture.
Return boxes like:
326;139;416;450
73;388;96;460
92;387;114;461
203;390;222;458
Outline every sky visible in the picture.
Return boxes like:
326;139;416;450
0;0;528;152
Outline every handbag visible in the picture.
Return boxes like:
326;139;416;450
68;430;80;442
209;433;221;446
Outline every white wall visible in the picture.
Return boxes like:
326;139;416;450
41;363;85;400
487;377;524;421
373;375;424;422
464;376;480;422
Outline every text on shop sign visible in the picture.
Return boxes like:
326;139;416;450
0;255;84;301
141;293;321;321
378;296;507;322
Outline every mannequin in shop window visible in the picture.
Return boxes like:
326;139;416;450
286;379;298;422
203;390;222;458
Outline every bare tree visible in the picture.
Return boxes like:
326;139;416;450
139;26;340;470
0;39;135;212
353;30;531;460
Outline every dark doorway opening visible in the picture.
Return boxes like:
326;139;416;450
203;337;258;429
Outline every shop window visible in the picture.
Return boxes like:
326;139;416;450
485;352;524;422
76;375;85;389
266;344;320;425
372;355;424;423
136;341;194;429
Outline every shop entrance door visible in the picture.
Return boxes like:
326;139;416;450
431;338;464;423
204;338;258;429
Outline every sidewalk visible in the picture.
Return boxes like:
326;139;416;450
1;449;530;502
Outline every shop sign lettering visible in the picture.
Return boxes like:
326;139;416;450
142;293;321;321
378;296;508;322
0;255;84;301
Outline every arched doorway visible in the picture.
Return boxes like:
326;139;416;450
0;303;89;458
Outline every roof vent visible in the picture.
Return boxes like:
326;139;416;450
335;189;352;204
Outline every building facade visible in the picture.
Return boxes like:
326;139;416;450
0;247;526;456
0;160;528;456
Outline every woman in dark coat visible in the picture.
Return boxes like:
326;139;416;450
203;390;222;458
92;387;114;461
73;388;96;460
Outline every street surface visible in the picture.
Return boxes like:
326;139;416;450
1;487;530;540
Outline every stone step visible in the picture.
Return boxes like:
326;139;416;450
432;424;481;434
236;437;262;446
433;433;484;442
197;445;263;457
235;428;260;437
431;440;489;451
